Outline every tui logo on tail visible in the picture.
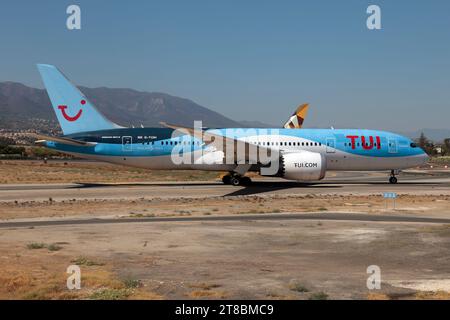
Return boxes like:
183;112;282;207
57;99;85;122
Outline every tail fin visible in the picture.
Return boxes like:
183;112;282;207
37;64;121;135
283;103;309;129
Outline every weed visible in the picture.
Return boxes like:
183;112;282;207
46;243;62;251
71;256;104;266
26;243;45;249
89;288;131;300
288;281;309;293
309;292;328;300
123;278;142;289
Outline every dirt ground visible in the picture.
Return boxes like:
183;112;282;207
0;220;449;300
0;160;449;300
0;194;449;221
0;160;220;184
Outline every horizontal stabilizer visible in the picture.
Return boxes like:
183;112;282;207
24;133;96;147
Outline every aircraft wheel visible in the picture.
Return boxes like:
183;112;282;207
230;176;241;186
389;176;398;184
222;175;231;185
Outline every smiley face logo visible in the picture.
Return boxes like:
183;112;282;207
58;99;86;122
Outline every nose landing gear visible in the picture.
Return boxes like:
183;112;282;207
389;170;399;184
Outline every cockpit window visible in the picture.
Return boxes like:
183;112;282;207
410;143;417;148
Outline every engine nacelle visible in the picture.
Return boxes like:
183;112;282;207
279;151;326;181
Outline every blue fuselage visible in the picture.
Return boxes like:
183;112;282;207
44;127;428;172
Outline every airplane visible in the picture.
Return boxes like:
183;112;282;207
283;103;309;129
34;64;429;186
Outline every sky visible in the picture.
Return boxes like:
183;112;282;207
0;0;449;131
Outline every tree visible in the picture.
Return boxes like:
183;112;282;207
415;132;435;155
0;137;15;147
442;138;450;156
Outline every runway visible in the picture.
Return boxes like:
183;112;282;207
0;171;449;202
1;212;450;229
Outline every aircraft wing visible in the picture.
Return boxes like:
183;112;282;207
160;122;278;164
283;103;309;129
25;133;96;147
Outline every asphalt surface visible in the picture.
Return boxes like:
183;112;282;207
1;212;450;229
0;172;449;202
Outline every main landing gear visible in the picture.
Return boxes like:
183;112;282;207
222;173;252;186
389;170;399;184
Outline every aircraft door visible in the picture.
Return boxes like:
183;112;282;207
388;138;398;153
122;136;133;151
326;138;336;153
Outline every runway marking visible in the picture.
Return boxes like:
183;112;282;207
1;213;449;229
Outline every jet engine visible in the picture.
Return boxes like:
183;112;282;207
277;151;326;181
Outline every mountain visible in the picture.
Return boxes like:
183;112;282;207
3;81;446;138
0;81;243;132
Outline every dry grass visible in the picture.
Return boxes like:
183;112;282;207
415;291;450;300
0;160;220;184
288;280;309;293
186;282;227;298
188;290;228;299
367;292;390;300
0;244;162;300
